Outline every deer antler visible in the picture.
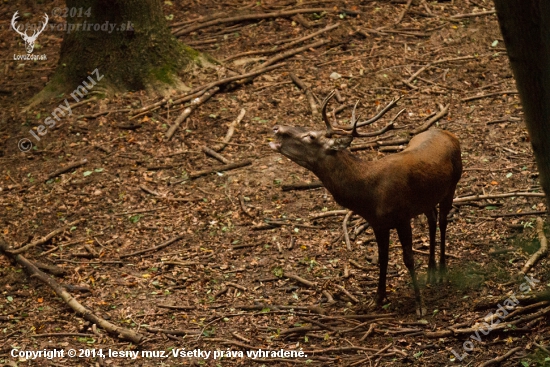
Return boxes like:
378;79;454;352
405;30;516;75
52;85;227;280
321;90;349;137
321;91;404;138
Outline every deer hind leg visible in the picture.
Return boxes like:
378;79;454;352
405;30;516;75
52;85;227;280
373;228;390;307
425;207;438;284
396;222;426;316
438;189;455;281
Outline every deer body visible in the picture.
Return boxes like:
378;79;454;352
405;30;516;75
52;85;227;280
313;129;461;230
271;94;462;316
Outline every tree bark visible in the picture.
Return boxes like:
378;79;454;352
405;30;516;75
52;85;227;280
45;0;194;96
494;1;550;210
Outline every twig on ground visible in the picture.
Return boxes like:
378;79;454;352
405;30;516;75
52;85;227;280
119;234;185;258
405;55;477;85
187;159;252;180
343;211;353;251
173;8;330;36
310;210;348;219
224;23;339;62
282;182;323;191
478;346;522;367
334;284;359;303
0;239;143;344
410;104;449;135
461;89;518;102
290;73;319;117
453;192;545;203
165;87;219;140
520;217;548;275
45;159;88;181
213;108;246;152
451;10;496;19
395;0;413;24
285;273;316;287
202;146;230;164
9;219;85;255
239;194;254;218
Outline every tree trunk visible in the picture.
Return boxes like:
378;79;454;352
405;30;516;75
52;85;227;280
40;0;197;100
494;1;550;211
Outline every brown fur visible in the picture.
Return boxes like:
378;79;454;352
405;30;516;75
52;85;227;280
271;126;462;315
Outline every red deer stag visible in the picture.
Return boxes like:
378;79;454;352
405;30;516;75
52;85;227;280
270;91;462;315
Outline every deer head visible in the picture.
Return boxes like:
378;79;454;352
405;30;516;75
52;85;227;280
270;91;401;171
11;11;49;54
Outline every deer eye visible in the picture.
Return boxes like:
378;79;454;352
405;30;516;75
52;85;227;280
305;133;316;140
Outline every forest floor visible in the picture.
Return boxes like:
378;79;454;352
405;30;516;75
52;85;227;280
1;0;550;366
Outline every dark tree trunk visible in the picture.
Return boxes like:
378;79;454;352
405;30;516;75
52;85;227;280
46;0;194;95
494;1;550;211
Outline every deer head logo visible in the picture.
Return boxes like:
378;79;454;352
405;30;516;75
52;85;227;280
11;11;49;54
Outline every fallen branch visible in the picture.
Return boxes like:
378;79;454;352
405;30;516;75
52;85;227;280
282;182;323;191
202;146;230;164
9;219;85;255
334;284;359;303
478;346;522;367
165;87;219;140
424;304;550;338
138;64;281;122
213;108;246;152
247;39;329;77
410;103;449;135
395;0;414;24
0;239;143;344
174;8;329;36
450;9;496;19
290;73;319;117
188;159;252;180
520;217;548;275
461;89;518;102
453;191;545;204
405;55;477;85
119;234;185;258
144;327;201;336
46;159;88;181
285;273;316;288
343;211;353;251
310;210;348;219
224;23;339;62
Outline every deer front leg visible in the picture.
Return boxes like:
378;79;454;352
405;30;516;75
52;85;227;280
397;222;426;316
373;228;390;307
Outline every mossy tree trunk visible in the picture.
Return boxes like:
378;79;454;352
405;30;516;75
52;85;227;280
494;1;550;212
42;0;194;99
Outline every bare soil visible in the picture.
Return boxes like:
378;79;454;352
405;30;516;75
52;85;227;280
0;0;549;366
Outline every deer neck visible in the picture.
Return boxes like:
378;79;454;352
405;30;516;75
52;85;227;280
311;150;376;211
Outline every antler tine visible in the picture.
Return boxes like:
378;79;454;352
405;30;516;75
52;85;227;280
352;107;406;138
356;95;402;128
321;90;337;137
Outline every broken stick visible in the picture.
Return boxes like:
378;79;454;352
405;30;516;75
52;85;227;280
0;239;143;344
213;108;246;152
520;217;548;275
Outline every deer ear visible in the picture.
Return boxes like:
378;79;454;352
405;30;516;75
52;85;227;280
326;135;353;151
